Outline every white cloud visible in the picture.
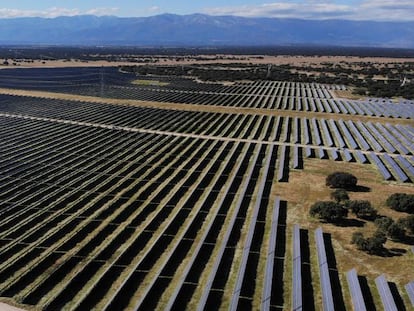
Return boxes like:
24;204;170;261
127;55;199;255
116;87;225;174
355;0;414;20
148;6;161;13
86;8;119;16
0;7;119;18
204;3;351;19
0;2;413;21
203;1;414;21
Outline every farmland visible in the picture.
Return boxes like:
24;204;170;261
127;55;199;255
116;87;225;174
0;64;413;311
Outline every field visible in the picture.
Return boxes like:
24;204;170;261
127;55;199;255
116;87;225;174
0;62;413;311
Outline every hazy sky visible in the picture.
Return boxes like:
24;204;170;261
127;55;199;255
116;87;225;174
0;1;412;21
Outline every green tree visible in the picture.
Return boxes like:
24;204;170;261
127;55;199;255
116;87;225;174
401;215;414;235
351;231;366;248
375;216;407;240
386;193;414;213
310;201;348;223
365;231;387;254
351;230;386;254
375;216;394;232
326;172;357;189
330;189;349;203
346;200;377;219
386;222;406;241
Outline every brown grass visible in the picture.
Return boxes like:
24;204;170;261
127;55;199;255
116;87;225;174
331;89;366;101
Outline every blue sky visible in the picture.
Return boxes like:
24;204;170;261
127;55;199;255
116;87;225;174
0;1;412;21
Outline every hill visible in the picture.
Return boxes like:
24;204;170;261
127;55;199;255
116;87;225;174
0;14;413;47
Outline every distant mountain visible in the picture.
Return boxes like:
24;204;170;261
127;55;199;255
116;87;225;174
0;14;413;48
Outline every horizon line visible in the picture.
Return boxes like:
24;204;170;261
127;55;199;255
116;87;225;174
0;12;413;23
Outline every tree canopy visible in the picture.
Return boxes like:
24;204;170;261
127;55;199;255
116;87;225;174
326;172;357;189
352;230;387;254
374;216;406;241
330;189;349;203
309;201;348;223
401;215;414;235
346;200;377;219
386;193;414;213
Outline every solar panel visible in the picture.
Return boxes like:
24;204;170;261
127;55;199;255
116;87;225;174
315;227;334;311
375;275;398;311
346;269;367;311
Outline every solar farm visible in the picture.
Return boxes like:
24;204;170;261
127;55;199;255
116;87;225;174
0;66;413;310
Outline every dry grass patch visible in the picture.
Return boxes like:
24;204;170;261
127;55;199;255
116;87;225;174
131;79;169;87
272;158;414;287
331;89;365;101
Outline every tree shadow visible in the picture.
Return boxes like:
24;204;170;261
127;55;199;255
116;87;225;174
369;247;406;258
333;218;366;228
387;248;407;256
396;235;414;246
348;185;371;192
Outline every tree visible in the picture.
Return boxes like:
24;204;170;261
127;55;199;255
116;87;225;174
365;231;387;254
386;193;414;213
400;215;414;235
330;189;349;203
310;201;348;223
346;200;377;219
375;216;394;232
326;172;357;189
351;231;366;248
351;230;386;254
386;222;406;241
375;216;406;240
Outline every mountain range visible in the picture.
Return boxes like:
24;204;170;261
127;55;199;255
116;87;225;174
0;14;413;48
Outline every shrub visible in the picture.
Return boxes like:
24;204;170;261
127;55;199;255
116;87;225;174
310;201;348;223
401;215;414;235
326;172;357;189
365;231;387;254
351;231;365;246
386;193;414;213
375;216;406;240
386;222;406;241
346;200;377;219
351;230;386;254
375;216;394;232
330;189;349;203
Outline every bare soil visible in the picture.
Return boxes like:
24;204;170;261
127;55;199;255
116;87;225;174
0;302;26;311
